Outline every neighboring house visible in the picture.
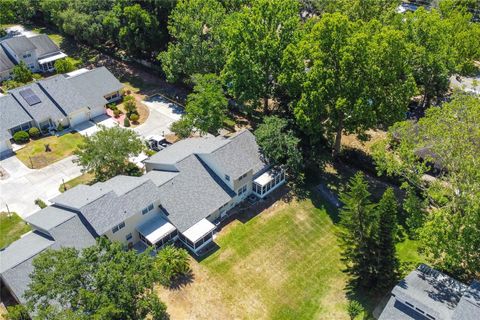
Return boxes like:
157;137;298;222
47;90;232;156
0;35;66;77
0;66;123;156
379;264;480;320
0;129;286;306
0;46;15;81
450;74;480;95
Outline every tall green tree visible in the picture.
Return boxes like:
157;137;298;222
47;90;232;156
12;62;34;84
373;93;480;280
184;73;228;135
0;0;35;24
222;0;300;112
159;0;227;82
374;188;399;289
74;126;145;181
24;238;168;319
338;172;377;288
254;116;302;176
155;245;191;286
282;13;415;157
54;58;77;74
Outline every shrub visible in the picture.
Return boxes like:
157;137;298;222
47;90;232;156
129;113;139;122
13;131;29;143
28;127;40;138
346;300;364;320
113;109;121;118
34;198;47;209
124;162;142;176
107;103;116;110
170;119;193;139
5;304;29;320
57;123;64;132
124;117;131;127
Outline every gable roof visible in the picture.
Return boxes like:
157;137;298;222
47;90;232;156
0;95;32;140
0;215;96;304
52;176;164;235
203;130;268;179
1;36;36;56
9;82;67;122
38;75;89;114
67;67;123;104
24;206;76;231
157;154;234;232
0;45;14;73
452;281;480;320
27;34;60;59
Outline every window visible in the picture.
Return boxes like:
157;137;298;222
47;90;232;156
238;173;248;181
142;203;154;214
118;222;125;230
126;233;132;241
225;175;230;181
112;226;119;233
148;203;154;211
142;208;148;215
237;185;247;196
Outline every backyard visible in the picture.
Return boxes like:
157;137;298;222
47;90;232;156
156;190;424;320
16;132;84;169
0;212;31;249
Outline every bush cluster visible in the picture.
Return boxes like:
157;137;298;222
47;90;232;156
28;127;40;138
13;131;29;143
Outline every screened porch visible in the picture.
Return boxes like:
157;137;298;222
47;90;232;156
252;168;285;198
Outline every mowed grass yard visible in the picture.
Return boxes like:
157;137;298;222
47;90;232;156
157;194;351;319
16;132;84;169
157;190;424;320
0;212;31;249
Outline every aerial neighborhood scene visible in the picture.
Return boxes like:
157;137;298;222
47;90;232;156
0;0;479;319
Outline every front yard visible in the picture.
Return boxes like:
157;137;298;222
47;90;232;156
16;132;84;169
157;190;424;319
0;212;31;249
59;172;95;192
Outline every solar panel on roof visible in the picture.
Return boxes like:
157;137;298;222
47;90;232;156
19;88;41;106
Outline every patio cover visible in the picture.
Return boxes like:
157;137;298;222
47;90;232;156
38;52;67;65
254;168;282;187
183;218;216;244
137;215;176;244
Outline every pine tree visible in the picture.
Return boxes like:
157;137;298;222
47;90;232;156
338;172;377;288
375;188;399;289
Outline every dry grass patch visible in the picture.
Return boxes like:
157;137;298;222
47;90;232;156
157;196;350;319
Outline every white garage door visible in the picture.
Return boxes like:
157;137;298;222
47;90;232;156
69;111;89;127
0;139;12;154
90;105;106;118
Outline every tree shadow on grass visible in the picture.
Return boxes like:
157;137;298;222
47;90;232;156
167;269;195;291
344;278;390;320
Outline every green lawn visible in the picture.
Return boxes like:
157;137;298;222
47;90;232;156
0;212;31;249
157;191;425;319
16;132;84;169
59;172;95;192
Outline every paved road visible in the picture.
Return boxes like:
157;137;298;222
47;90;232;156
0;96;181;218
0;156;82;218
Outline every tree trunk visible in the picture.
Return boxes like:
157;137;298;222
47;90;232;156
332;117;343;159
263;96;269;115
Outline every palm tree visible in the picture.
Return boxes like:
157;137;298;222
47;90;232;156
156;245;190;286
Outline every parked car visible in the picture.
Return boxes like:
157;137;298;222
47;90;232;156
146;135;170;151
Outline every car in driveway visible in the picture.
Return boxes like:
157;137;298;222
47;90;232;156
146;135;170;151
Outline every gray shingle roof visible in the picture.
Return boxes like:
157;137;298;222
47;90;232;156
52;176;164;235
27;34;60;59
0;45;14;73
38;75;89;114
145;134;229;165
142;170;178;186
24;206;76;231
9;82;67;122
0;231;54;273
379;264;480;320
0;215;95;304
0;95;32;140
203;130;268;179
157;154;234;232
67;67;123;103
1;36;36;56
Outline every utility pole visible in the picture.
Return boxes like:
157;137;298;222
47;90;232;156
6;203;11;217
62;178;67;191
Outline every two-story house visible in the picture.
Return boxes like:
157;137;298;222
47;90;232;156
0;35;66;78
0;130;286;306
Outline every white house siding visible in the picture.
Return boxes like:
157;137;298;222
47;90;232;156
68;109;90;127
145;162;178;172
103;200;163;247
89;105;105;118
0;69;12;82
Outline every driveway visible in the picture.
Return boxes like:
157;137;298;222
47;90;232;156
135;95;183;137
75;115;118;137
0;155;82;218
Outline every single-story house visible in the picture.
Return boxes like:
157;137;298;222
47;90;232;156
0;129;286;306
0;34;67;79
0;66;123;156
379;264;480;320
